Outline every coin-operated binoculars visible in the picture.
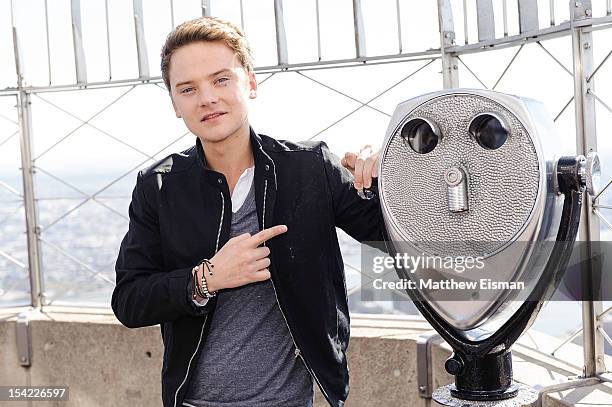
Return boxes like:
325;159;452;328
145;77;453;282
372;89;600;405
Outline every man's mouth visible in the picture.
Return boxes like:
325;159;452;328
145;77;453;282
201;112;227;122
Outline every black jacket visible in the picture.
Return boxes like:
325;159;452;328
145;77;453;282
112;129;385;407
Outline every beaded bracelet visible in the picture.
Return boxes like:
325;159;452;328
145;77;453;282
192;260;217;299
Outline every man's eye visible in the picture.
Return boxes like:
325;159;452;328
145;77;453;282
215;77;229;85
180;87;194;94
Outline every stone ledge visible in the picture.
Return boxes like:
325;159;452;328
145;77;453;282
0;307;610;407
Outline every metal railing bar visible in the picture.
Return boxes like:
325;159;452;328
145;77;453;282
597;326;612;349
587;48;612;83
105;0;112;80
492;44;524;90
536;41;574;76
518;0;538;34
608;0;611;16
258;54;440;74
38;237;114;284
522;330;539;350
85;131;190;196
583;21;612;34
395;0;402;53
274;0;288;65
343;260;363;275
352;0;366;58
35;177;129;231
551;327;583;357
554;96;574;122
201;0;210;17
346;284;362;296
315;0;321;60
239;0;245;32
153;82;167;93
43;0;51;86
588;89;612;116
476;0;495;42
0;130;19;147
0;180;22;198
0;112;18;125
447;22;571;55
170;0;175;29
594;209;612;231
39;197;90;231
257;72;276;86
36;195;129;201
594;204;612;210
463;0;468;44
133;0;150;79
502;0;508;36
33;86;136;161
457;56;489;89
579;15;612;31
70;0;87;84
597;305;612;320
39;131;190;232
296;71;391;117
34;166;128;220
33;93;156;161
306;58;437;141
0;249;27;270
593;179;612;202
0;51;443;95
550;0;555;26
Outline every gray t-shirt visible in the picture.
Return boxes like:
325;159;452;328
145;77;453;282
183;182;314;407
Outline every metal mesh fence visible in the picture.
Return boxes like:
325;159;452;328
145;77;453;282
1;0;612;379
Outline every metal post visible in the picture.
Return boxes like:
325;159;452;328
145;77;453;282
274;0;288;66
133;0;150;79
12;25;44;308
570;0;605;377
201;0;211;17
476;0;495;42
70;0;87;84
353;0;366;58
437;0;459;88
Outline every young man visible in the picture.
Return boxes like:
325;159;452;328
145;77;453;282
112;17;383;407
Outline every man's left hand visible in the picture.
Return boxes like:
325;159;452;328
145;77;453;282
341;145;380;191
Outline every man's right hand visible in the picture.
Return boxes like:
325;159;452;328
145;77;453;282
200;225;288;293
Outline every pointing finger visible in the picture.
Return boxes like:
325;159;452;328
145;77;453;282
250;225;288;247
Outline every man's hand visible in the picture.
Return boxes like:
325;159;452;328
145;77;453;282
200;225;288;293
341;145;380;190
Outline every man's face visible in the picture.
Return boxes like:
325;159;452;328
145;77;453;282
169;41;257;144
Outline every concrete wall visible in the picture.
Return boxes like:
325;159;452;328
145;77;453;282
0;307;610;407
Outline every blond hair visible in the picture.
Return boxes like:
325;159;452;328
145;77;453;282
161;17;254;91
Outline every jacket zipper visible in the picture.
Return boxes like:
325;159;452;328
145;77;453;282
173;191;225;407
262;178;332;405
173;315;207;407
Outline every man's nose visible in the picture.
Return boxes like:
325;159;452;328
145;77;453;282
198;87;219;106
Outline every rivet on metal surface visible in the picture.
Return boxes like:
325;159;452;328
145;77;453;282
417;331;444;399
16;312;32;367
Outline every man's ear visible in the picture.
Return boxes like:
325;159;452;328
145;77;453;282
248;71;258;99
171;97;182;118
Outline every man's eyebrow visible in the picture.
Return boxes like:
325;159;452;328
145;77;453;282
174;69;233;89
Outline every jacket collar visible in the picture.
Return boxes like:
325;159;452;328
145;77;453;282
194;126;277;230
194;127;274;176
